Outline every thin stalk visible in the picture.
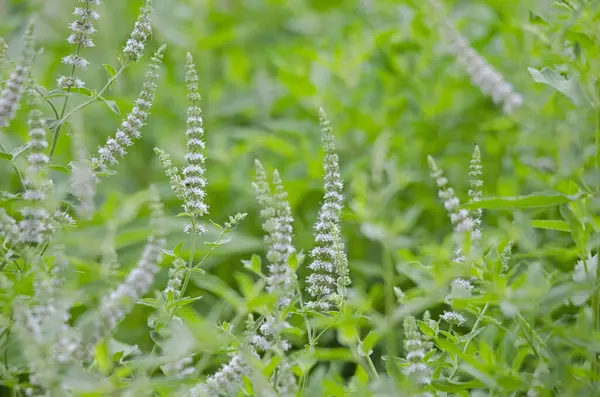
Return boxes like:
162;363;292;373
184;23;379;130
383;242;397;378
594;250;600;374
49;64;126;157
179;217;197;299
48;0;90;158
448;303;488;380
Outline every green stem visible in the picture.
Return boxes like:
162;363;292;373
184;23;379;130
48;0;90;158
179;217;197;299
383;242;397;378
593;254;600;374
56;64;126;128
448;303;488;380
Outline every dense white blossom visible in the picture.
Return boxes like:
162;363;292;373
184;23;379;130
57;0;101;89
182;53;209;233
123;0;153;61
306;108;346;311
253;161;296;308
403;316;433;389
92;45;165;172
440;310;466;326
0;23;34;127
18;86;53;245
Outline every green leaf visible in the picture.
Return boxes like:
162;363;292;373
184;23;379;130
361;330;383;355
94;339;113;375
463;193;573;210
242;254;262;275
49;164;71;173
136;298;159;308
0;152;12;161
70;87;94;97
432;379;486;392
528;66;587;106
168;296;202;310
11;143;30;160
417;320;435;337
530;219;571;232
100;96;121;115
104;63;117;78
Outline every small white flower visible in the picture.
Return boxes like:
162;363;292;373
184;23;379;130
123;0;153;61
93;45;165;172
305;109;346;311
440;310;466;326
0;24;34;128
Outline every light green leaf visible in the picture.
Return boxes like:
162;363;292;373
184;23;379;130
463;193;574;210
530;219;570;232
100;96;121;115
528;66;587;106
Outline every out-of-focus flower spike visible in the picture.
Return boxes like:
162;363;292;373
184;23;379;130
92;45;165;173
87;186;165;356
403;316;433;390
0;22;35;128
429;0;524;114
18;83;53;245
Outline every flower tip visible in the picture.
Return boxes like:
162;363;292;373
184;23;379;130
318;107;327;120
426;155;437;168
186;52;193;64
156;44;167;55
272;169;281;183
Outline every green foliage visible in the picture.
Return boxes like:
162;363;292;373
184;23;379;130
1;0;600;396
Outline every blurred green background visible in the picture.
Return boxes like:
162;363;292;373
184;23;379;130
1;0;596;359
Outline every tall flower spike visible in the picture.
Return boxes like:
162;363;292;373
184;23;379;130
182;53;208;234
253;162;297;308
123;0;153;62
18;84;53;245
427;155;474;234
403;316;433;390
87;187;165;356
0;37;8;64
332;223;350;306
468;144;483;242
0;22;34;128
306;108;345;311
0;209;19;247
57;0;101;89
92;45;165;172
428;0;523;114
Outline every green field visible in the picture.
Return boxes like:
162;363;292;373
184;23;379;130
1;0;599;396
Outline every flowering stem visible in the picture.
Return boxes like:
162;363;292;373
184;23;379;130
383;243;398;377
448;303;488;380
179;217;198;299
48;0;90;158
49;63;127;158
